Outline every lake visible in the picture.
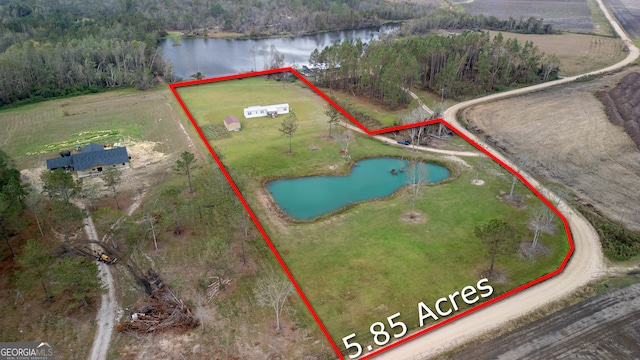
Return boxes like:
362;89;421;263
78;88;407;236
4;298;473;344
266;158;451;220
160;25;399;79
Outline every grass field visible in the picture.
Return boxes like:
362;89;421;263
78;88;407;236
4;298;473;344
175;77;570;353
0;87;193;170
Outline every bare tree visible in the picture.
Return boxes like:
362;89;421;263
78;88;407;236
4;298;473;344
254;268;294;332
401;107;429;151
541;54;560;82
145;213;159;251
339;129;355;158
25;191;46;238
529;204;556;249
405;160;429;216
101;167;122;210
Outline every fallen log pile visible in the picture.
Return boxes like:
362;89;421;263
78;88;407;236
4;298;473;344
116;270;199;334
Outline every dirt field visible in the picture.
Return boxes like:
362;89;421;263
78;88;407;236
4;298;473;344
459;0;596;34
461;65;640;231
487;31;626;76
450;280;640;359
597;71;640;149
603;0;640;39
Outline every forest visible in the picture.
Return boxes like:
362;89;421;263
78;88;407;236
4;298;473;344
0;150;102;307
309;31;560;108
0;0;561;108
0;0;438;107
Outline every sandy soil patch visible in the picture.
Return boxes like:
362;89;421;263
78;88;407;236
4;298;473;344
21;140;172;199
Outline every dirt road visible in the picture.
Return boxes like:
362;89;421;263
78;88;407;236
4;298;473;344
81;205;120;360
374;0;638;358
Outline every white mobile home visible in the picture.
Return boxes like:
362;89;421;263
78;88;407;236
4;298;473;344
243;103;290;118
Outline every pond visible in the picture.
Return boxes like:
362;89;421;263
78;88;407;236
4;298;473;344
160;25;399;79
266;158;451;220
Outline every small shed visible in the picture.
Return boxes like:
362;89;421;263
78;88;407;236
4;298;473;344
224;116;241;131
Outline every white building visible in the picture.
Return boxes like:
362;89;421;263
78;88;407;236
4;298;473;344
243;103;290;118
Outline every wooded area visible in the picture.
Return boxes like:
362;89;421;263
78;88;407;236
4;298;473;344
0;0;561;108
0;0;436;107
309;31;559;108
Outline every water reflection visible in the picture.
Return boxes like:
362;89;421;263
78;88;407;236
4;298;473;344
161;25;399;79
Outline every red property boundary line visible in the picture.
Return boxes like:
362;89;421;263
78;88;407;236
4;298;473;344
169;67;574;360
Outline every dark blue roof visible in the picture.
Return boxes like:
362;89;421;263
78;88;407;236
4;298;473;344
46;144;129;171
46;156;73;170
82;143;104;153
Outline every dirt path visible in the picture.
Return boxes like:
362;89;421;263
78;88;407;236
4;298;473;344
375;0;637;358
80;204;120;360
341;121;482;158
85;189;146;360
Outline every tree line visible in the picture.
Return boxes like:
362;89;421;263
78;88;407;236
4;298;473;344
0;37;172;107
309;30;560;108
397;8;558;36
114;0;435;38
0;0;174;107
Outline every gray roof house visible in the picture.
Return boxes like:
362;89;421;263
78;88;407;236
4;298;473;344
46;143;130;178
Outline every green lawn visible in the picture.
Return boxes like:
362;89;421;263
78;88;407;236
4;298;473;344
175;77;570;353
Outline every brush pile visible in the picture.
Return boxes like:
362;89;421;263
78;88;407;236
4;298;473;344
116;270;199;333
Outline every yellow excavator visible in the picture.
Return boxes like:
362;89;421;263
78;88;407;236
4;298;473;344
93;246;117;265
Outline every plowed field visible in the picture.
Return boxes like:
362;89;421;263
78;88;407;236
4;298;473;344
451;281;640;359
462;66;640;231
603;0;640;39
459;0;595;34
